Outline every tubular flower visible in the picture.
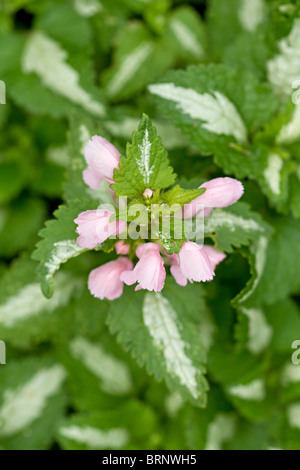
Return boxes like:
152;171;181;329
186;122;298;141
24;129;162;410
115;240;130;255
120;243;166;292
168;241;215;286
75;209;127;249
202;245;227;270
83;136;120;190
88;257;133;300
183;177;244;217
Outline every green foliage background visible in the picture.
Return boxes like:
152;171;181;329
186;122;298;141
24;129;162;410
0;0;300;450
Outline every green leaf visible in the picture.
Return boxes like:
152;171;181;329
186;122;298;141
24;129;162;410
0;357;67;450
31;161;65;198
224;377;273;422
235;306;273;355
223;30;271;81
56;335;133;412
204;202;273;253
56;401;157;450
158;234;183;256
102;21;174;102
163;185;205;207
32;199;97;298
0;162;27;204
235;296;300;357
0;197;46;258
105;109;189;150
0;256;83;349
185;388;236;450
235;216;300;307
149;64;279;181
107;278;208;406
267;14;300;102
112;114;176;197
264;298;300;354
164;5;207;64
207;0;268;59
0;4;106;118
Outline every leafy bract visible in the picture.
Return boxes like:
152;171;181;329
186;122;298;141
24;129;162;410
112;114;176;197
107;278;208;406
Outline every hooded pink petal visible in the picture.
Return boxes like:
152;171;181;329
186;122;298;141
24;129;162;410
167;242;215;285
179;242;214;282
88;257;133;301
202;245;226;270
120;243;166;292
74;210;127;249
198;177;244;208
170;264;188;287
82;168;102;191
115;240;130;255
83;136;120;190
183;177;244;217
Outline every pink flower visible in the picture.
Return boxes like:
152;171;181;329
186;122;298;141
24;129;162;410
120;243;166;292
83;136;120;190
202;245;226;270
143;188;153;198
115;240;130;255
184;177;244;217
74;210;127;249
88;257;133;300
168;241;215;286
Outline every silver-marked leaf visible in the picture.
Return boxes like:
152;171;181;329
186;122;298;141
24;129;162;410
149;64;278;172
32;200;97;298
107;278;208;406
235;217;300;307
267;17;300;102
112;114;176;197
204;202;273;253
0;357;67;450
56;402;157;450
0;257;83;348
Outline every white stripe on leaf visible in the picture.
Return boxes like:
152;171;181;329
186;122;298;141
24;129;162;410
238;0;266;32
170;19;204;59
106;42;153;97
0;273;81;327
228;379;266;401
267;18;300;100
143;292;200;400
70;337;132;395
0;365;66;438
137;128;154;185
59;425;129;449
22;32;105;116
204;414;236;450
238;236;268;303
149;83;247;142
263;153;283;196
240;307;272;354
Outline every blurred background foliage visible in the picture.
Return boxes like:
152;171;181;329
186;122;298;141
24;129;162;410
0;0;300;450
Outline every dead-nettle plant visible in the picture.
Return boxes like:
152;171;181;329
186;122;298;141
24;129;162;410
74;115;244;300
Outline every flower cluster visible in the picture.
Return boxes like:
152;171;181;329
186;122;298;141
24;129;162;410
74;136;244;301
